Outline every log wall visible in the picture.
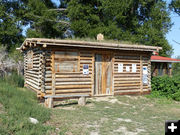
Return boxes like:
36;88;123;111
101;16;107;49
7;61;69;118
24;46;152;97
24;49;43;95
45;49;93;96
113;52;151;95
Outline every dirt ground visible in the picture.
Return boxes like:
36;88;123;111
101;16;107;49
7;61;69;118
46;95;180;135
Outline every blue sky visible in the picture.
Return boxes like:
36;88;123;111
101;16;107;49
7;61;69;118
166;13;180;58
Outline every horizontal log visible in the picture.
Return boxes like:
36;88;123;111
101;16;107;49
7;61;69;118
55;75;91;78
26;78;40;86
114;70;141;72
45;74;52;78
80;57;93;60
26;70;40;75
55;82;92;85
26;75;40;81
114;83;140;87
114;89;141;93
45;83;51;86
44;94;90;98
33;57;40;61
79;54;93;57
55;78;91;82
56;85;92;89
45;78;52;82
46;71;52;74
55;72;81;75
114;74;140;77
45;67;51;70
114;86;140;90
26;81;41;90
114;78;140;81
114;72;140;74
80;61;92;64
114;81;140;84
25;73;39;78
114;59;140;62
46;89;91;94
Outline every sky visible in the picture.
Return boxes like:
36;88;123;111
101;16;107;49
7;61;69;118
166;13;180;58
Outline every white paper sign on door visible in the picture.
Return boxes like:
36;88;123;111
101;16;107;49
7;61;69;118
118;63;123;72
126;66;130;72
132;64;136;72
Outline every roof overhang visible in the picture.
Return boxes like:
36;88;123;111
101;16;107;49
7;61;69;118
151;55;180;63
18;38;162;52
151;60;180;63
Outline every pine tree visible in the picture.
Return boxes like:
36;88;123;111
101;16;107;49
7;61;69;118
0;0;24;50
67;0;173;56
170;0;180;15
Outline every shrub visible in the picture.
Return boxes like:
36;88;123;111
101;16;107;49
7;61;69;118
151;75;180;101
3;71;24;87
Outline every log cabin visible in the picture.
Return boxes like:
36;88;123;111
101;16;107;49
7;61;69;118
18;38;161;107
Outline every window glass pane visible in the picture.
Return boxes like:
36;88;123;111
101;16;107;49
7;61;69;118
54;51;78;72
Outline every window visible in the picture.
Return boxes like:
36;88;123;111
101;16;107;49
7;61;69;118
54;51;78;72
158;63;163;76
27;50;33;69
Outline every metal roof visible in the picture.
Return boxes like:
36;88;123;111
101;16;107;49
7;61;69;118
151;55;180;63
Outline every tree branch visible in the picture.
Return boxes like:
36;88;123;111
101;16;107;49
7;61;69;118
173;39;180;45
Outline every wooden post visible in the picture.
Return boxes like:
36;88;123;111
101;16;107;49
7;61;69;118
140;55;143;94
148;55;151;91
91;52;95;96
50;51;55;108
112;53;115;95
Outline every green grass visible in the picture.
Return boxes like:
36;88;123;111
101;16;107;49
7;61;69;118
63;37;140;45
49;96;180;135
0;80;52;135
0;74;180;134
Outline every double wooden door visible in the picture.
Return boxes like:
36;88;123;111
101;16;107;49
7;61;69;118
95;53;113;95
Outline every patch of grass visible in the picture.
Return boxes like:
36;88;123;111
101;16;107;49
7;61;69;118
0;81;53;134
49;96;180;135
3;71;24;87
64;37;140;45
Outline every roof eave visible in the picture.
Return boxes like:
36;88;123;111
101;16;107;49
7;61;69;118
18;38;163;52
151;60;180;63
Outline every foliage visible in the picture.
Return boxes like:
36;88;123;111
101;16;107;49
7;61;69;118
0;47;23;77
3;71;24;87
169;0;180;15
67;0;172;56
172;56;180;77
150;76;180;101
0;0;175;57
0;0;24;50
0;79;52;134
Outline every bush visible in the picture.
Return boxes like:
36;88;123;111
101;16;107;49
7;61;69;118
151;75;180;101
3;71;24;87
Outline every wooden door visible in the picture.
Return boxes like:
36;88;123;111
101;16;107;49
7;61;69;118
95;53;112;95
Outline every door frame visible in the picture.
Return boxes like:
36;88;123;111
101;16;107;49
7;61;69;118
93;51;114;96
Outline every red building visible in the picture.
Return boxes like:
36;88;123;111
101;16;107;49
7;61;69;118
151;55;180;76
